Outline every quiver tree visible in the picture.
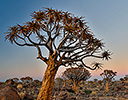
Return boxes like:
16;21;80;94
5;7;111;100
20;77;26;83
100;69;117;92
87;81;93;88
98;80;103;86
12;77;19;83
20;76;33;83
34;79;41;85
54;77;64;91
93;78;98;86
62;67;91;92
120;78;125;83
124;75;128;84
25;76;33;83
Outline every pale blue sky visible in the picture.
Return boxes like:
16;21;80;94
0;0;128;81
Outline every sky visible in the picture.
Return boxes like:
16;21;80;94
0;0;128;82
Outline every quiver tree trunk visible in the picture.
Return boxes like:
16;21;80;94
72;80;79;93
63;81;66;87
37;57;58;100
106;81;109;92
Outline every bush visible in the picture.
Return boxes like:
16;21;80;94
83;90;92;94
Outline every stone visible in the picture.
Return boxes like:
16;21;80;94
91;91;97;95
65;85;74;93
80;91;86;95
59;91;67;97
17;83;23;89
58;91;68;100
125;95;128;99
69;96;76;100
91;97;100;100
18;91;26;99
61;86;67;91
23;94;35;100
107;98;116;100
0;85;20;100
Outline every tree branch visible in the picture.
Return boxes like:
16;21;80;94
36;45;48;64
13;39;34;46
80;60;97;70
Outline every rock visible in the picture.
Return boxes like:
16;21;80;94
60;85;75;93
124;90;128;95
80;91;86;95
107;98;116;100
23;94;35;100
59;91;67;97
61;86;67;91
113;87;118;91
91;91;97;96
17;83;23;89
69;96;76;100
84;98;91;100
97;93;104;97
125;95;128;99
91;97;100;100
65;85;74;93
18;91;26;99
58;91;68;100
0;84;20;100
79;86;83;90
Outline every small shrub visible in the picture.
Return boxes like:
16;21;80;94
83;90;92;94
67;92;73;96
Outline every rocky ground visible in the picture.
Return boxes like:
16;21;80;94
0;78;128;100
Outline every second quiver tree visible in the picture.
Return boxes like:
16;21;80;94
62;67;91;92
100;69;117;92
5;7;112;100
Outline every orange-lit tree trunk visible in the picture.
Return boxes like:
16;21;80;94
63;81;66;87
106;81;109;92
37;55;58;100
72;80;79;93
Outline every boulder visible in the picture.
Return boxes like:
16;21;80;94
58;91;68;100
18;91;26;99
59;91;67;97
17;83;23;89
23;94;35;100
65;85;74;93
69;96;76;100
61;86;74;93
0;85;20;100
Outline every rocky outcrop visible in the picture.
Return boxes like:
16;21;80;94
0;84;20;100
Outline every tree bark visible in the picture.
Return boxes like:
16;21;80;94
73;80;78;93
106;81;109;92
37;56;58;100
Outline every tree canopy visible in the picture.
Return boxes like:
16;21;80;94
100;69;117;81
5;7;111;70
62;67;91;83
62;67;91;92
